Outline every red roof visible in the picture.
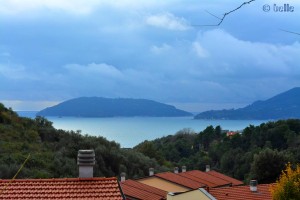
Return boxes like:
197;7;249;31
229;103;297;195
227;131;238;136
154;172;206;189
0;177;124;200
178;172;218;188
206;170;244;186
209;184;273;200
121;179;167;200
183;170;231;187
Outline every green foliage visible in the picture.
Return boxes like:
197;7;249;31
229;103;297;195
1;102;300;183
135;119;300;183
134;128;197;165
135;140;166;165
0;105;166;179
250;148;290;183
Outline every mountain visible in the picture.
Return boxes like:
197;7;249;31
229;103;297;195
194;87;300;120
37;97;193;117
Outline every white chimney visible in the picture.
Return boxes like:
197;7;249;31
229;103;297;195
120;172;126;182
174;167;179;174
182;166;186;173
205;165;210;172
250;180;258;192
77;150;95;178
149;168;154;176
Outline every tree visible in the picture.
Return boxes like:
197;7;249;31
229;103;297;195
197;125;215;151
134;140;164;164
271;163;300;200
250;148;290;183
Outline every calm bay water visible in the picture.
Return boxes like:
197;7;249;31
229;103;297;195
17;112;267;148
47;116;267;148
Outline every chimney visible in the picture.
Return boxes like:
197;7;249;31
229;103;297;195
77;150;95;178
182;166;186;173
250;180;258;192
120;172;126;182
174;167;179;174
205;165;210;172
149;168;154;176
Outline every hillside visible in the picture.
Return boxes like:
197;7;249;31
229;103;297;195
1;102;300;183
37;97;193;117
134;119;300;183
194;87;300;120
0;103;166;179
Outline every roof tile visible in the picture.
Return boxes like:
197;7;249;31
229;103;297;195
121;179;167;198
209;184;273;200
182;170;231;187
177;172;217;187
154;172;206;189
0;177;124;200
206;170;244;186
121;181;166;200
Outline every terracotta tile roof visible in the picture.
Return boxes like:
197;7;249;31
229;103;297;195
154;172;206;189
121;179;167;200
209;184;273;200
206;170;244;186
182;170;231;187
0;177;124;200
178;172;218;188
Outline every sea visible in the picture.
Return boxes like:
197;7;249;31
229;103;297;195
18;111;267;148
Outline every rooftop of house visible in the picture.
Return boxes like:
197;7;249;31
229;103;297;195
206;170;244;186
120;179;167;200
137;175;190;193
182;170;231;187
0;177;124;200
122;168;244;199
227;131;238;136
209;183;273;200
176;172;218;188
154;172;206;190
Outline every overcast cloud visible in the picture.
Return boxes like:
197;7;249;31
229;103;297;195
1;0;300;112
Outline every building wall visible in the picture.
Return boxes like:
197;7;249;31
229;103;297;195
137;177;189;193
167;189;214;200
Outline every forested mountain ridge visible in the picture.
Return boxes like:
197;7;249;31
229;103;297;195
0;103;167;179
37;97;193;117
195;87;300;120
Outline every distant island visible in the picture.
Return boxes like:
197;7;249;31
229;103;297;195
37;97;193;117
194;87;300;120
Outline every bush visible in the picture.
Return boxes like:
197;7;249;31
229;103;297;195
271;163;300;200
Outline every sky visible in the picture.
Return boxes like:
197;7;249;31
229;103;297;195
1;0;300;112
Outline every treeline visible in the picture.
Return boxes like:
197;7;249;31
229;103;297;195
0;103;167;179
135;120;300;183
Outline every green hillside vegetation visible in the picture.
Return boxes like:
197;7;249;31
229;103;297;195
135;121;300;183
2;102;300;184
0;103;167;179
